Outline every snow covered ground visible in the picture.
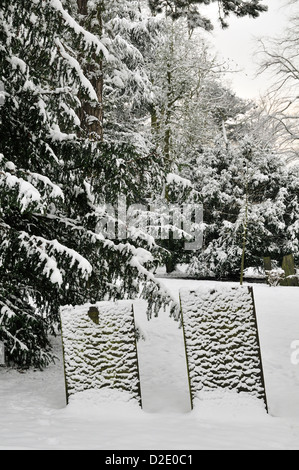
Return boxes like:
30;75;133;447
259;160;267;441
0;279;299;450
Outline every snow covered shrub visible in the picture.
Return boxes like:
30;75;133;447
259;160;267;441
265;268;285;287
187;137;299;279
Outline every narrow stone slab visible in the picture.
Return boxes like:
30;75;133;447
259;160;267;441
60;300;142;406
180;285;268;412
281;254;299;286
0;341;5;365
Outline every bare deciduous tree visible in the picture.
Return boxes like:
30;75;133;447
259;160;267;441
257;5;299;162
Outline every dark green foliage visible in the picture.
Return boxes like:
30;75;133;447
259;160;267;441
0;0;175;368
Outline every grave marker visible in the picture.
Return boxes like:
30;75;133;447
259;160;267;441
0;341;5;365
180;286;268;411
60;300;142;406
263;256;272;272
281;254;299;286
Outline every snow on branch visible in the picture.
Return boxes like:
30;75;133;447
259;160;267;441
166;173;193;188
0;172;41;212
54;38;98;102
0;167;65;212
8;56;27;74
0;325;29;353
0;304;29;352
49;0;111;60
105;240;180;317
27;172;64;201
19;233;93;286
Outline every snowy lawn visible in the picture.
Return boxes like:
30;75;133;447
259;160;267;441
0;279;299;450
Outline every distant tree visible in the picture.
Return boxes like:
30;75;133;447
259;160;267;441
187;130;299;279
146;17;251;272
257;5;299;163
148;0;268;30
149;20;222;164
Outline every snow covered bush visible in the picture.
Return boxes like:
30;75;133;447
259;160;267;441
265;268;285;287
187;135;299;279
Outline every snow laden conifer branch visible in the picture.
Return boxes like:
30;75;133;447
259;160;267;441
49;0;112;60
0;0;180;368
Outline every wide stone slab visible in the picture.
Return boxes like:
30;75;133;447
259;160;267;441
180;285;268;411
60;300;141;406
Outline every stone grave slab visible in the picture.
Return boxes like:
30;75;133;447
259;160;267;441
0;341;5;365
60;300;142;406
180;286;268;411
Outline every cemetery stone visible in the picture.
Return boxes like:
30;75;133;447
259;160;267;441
180;285;268;411
60;300;142;405
0;341;5;365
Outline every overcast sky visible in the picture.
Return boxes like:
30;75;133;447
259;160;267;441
200;0;296;100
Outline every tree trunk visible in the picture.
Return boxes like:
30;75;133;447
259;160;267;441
77;0;88;15
165;232;177;273
164;58;172;162
77;0;104;141
240;163;249;285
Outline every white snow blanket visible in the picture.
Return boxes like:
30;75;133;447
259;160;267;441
1;281;299;449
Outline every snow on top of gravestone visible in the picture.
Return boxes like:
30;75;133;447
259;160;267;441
180;284;249;295
61;299;134;316
182;284;251;296
180;285;252;310
60;300;136;340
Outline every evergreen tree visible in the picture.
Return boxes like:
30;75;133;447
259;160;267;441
0;0;176;368
187;133;299;279
146;18;249;271
69;0;162;150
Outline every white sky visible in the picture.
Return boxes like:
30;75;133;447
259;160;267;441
200;0;296;100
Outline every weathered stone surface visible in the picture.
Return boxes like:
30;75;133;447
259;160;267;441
263;256;272;272
60;301;142;405
180;286;268;411
281;254;299;286
0;341;5;365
